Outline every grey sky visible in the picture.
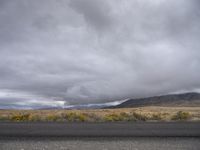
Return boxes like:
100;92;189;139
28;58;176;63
0;0;200;108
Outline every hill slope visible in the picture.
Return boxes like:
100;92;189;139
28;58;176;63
109;92;200;108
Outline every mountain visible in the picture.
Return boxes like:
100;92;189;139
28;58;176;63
108;92;200;108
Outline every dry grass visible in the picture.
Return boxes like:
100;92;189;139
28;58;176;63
0;106;200;122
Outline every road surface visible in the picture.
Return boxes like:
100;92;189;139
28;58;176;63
0;122;200;137
0;122;200;150
0;137;200;150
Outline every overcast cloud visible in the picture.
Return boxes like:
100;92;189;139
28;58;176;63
0;0;200;108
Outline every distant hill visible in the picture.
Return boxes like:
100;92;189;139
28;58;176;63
108;92;200;108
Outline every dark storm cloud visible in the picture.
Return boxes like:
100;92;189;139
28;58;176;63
0;0;200;108
69;0;112;30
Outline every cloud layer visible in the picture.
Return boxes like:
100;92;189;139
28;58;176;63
0;0;200;108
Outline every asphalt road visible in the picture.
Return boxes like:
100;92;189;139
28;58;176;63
0;122;200;150
0;137;200;150
0;122;200;137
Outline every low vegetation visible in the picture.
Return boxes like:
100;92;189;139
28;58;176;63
149;113;163;121
64;112;88;122
11;113;30;121
0;107;199;122
171;111;191;121
103;112;149;122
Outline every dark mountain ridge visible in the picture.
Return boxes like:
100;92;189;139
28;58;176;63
108;92;200;108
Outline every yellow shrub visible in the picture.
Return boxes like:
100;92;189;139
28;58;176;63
104;114;123;122
171;111;191;121
150;113;163;120
64;112;88;122
11;113;30;121
131;112;148;121
28;115;41;122
46;115;61;121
